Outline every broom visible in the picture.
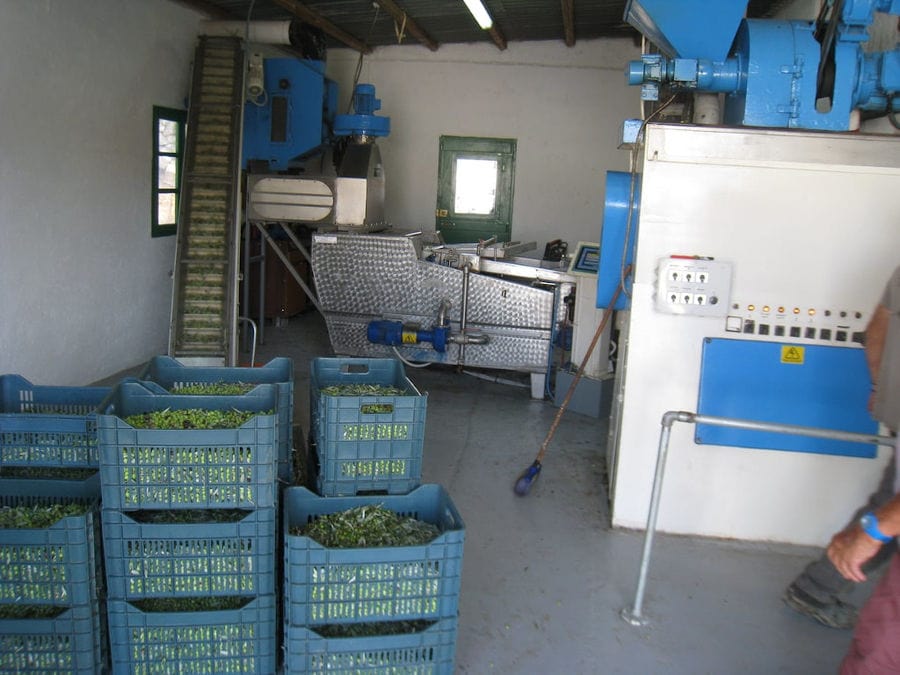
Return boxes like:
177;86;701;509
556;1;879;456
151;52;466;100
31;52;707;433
514;266;631;496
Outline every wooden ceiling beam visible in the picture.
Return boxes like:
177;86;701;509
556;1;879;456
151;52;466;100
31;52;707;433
487;24;507;51
271;0;372;54
169;0;237;20
375;0;439;51
561;0;575;47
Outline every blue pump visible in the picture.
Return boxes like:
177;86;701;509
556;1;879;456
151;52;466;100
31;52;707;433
367;321;450;353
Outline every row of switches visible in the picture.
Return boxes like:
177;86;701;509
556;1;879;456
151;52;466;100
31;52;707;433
740;320;864;343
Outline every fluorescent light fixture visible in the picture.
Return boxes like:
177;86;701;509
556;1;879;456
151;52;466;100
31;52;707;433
463;0;493;30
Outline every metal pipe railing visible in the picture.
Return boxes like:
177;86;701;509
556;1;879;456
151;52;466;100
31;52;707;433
620;411;896;627
236;316;258;367
459;264;471;364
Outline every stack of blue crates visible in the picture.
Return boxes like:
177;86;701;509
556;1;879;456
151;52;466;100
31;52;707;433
97;378;280;674
289;358;463;673
282;485;464;672
309;358;427;497
0;375;109;673
138;356;296;485
0;374;109;472
0;476;105;674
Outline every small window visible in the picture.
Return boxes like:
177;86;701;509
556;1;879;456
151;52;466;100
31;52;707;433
152;106;186;237
453;157;498;214
436;136;516;244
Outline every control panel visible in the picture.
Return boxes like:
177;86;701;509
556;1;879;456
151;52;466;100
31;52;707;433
723;302;868;346
655;256;732;317
568;241;600;276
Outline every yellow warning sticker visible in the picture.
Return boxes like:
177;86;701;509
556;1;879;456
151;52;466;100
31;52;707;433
401;331;418;344
781;345;805;364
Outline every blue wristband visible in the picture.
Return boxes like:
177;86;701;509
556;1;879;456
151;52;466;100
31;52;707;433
860;512;894;543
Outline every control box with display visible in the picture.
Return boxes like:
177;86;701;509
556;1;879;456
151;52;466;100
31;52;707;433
568;241;600;276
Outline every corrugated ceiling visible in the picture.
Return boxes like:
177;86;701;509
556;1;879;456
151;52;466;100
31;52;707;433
174;0;791;52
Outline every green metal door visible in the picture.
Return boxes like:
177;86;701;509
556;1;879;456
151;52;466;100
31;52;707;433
436;136;516;244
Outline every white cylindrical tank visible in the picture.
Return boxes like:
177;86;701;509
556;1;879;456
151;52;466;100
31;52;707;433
203;20;295;45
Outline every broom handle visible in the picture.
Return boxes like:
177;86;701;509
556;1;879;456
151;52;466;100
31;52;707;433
536;266;632;463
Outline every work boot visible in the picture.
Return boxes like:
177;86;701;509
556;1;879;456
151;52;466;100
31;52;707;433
782;582;857;629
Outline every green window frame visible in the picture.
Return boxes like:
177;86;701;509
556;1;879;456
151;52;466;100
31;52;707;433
435;136;516;244
152;106;187;237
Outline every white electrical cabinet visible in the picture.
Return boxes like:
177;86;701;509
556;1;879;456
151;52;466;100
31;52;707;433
609;124;900;545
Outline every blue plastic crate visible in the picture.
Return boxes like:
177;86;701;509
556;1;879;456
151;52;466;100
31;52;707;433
0;374;110;469
0;475;102;610
310;358;426;496
0;603;103;674
102;507;276;601
283;485;464;626
98;381;277;510
284;618;458;674
139;356;295;484
107;595;277;675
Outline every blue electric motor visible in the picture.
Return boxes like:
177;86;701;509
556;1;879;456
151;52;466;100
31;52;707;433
367;321;450;353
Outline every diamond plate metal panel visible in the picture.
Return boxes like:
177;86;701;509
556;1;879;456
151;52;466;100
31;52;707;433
324;316;551;371
312;232;565;371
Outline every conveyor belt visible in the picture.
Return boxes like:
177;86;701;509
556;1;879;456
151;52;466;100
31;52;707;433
168;36;244;365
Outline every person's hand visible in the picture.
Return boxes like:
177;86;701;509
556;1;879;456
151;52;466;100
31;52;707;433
827;525;883;583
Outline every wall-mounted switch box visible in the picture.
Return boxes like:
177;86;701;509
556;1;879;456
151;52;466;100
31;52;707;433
655;256;732;317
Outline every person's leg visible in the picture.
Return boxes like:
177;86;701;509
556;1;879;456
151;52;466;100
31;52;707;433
785;454;897;628
840;553;900;674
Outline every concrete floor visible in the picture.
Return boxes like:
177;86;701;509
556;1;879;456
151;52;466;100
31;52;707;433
245;310;871;675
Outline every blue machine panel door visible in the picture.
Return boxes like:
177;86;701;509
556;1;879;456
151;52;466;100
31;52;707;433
597;171;640;310
696;338;877;457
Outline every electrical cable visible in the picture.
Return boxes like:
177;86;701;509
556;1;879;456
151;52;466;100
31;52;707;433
391;346;432;368
619;93;679;301
248;88;268;108
347;5;382;113
244;0;256;43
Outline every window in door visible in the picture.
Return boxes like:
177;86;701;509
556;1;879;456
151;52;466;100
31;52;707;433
152;106;186;237
436;136;516;244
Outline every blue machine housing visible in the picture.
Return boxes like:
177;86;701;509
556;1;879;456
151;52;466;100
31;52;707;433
696;339;878;457
625;0;746;62
242;58;337;170
596;171;640;310
242;56;392;171
624;0;900;130
727;19;894;129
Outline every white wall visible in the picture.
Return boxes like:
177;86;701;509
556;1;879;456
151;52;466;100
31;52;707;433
324;39;641;251
0;0;202;385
